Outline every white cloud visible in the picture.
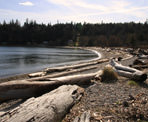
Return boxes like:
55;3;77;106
46;0;148;16
19;1;34;6
46;0;107;11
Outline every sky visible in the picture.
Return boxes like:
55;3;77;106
0;0;148;24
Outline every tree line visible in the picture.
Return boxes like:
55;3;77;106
0;19;148;47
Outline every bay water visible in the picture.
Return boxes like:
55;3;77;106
0;47;98;78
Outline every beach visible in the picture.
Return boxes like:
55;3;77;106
0;47;148;122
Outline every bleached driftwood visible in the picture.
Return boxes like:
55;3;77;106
110;59;147;82
28;71;46;77
73;111;91;122
132;65;148;69
138;55;148;59
0;85;84;122
28;59;108;78
44;59;108;73
0;71;102;101
28;65;98;81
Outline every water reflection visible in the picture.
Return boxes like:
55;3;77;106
0;47;98;77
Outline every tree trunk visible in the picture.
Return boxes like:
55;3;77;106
110;59;147;82
0;85;84;122
0;71;102;101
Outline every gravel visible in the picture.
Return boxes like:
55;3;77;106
63;47;148;122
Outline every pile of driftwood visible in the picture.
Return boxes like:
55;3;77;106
0;59;107;122
110;59;147;82
0;72;103;122
0;72;103;101
131;59;148;70
0;59;108;101
0;57;147;122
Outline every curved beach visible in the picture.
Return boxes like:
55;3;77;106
0;47;98;82
0;47;148;122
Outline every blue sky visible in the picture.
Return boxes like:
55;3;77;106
0;0;148;24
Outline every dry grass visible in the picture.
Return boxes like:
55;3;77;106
101;66;118;83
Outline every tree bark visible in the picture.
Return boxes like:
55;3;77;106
0;71;102;101
110;59;147;82
0;85;84;122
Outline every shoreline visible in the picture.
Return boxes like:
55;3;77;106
0;47;100;82
0;47;148;122
0;46;134;83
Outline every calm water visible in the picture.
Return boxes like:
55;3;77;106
0;47;98;78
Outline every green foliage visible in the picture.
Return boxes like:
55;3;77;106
0;20;148;47
127;80;138;86
101;66;118;83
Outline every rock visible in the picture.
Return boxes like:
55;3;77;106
122;101;129;107
128;95;135;101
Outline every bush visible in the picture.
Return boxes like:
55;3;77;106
101;66;118;83
127;80;138;86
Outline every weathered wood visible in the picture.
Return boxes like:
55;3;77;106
73;111;90;122
28;71;46;77
138;55;148;59
0;85;84;122
132;65;148;69
110;59;147;82
28;59;108;78
28;65;98;81
44;59;108;73
0;71;101;101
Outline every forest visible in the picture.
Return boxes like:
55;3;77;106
0;19;148;48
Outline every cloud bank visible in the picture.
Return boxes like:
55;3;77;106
19;1;34;6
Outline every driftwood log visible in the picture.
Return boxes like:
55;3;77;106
138;55;148;59
110;59;147;82
28;65;98;81
28;58;108;78
0;85;84;122
132;65;148;70
44;59;108;73
0;71;102;101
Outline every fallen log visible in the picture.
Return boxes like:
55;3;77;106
110;59;147;82
0;85;84;122
138;55;148;59
28;65;98;81
44;59;108;73
131;65;148;70
28;59;108;78
0;71;102;101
